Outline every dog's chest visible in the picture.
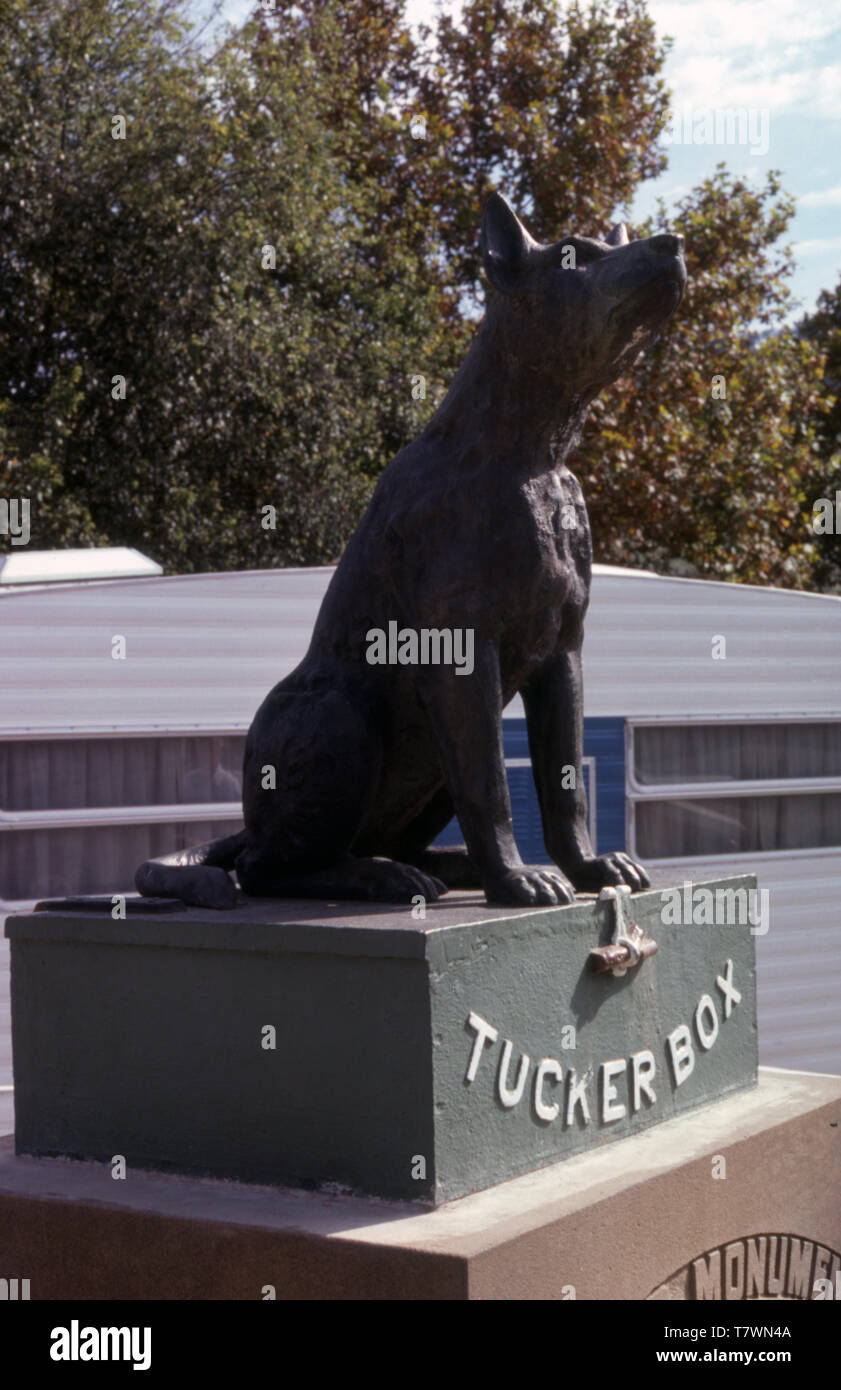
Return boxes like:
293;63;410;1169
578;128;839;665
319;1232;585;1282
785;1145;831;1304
496;470;591;668
523;468;591;586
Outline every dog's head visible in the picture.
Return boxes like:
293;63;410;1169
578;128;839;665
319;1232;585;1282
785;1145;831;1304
480;193;686;396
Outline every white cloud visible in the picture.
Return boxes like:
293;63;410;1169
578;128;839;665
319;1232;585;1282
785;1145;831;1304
665;56;841;120
649;1;841;118
807;63;841;120
792;235;841;256
649;1;839;54
800;185;841;208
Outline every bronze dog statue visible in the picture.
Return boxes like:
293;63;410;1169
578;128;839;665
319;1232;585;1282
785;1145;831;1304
136;193;686;909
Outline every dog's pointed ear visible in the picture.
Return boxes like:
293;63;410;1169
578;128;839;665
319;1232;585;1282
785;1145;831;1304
481;192;536;294
605;222;629;247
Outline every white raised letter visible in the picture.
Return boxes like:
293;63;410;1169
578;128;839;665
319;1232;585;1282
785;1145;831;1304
465;1012;498;1083
715;959;742;1018
565;1067;591;1126
497;1039;529;1108
600;1056;625;1123
667;1024;695;1086
600;1058;627;1123
631;1049;657;1110
533;1058;563;1122
694;993;719;1050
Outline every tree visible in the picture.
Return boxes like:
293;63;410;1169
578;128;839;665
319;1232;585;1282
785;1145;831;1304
0;0;461;569
799;281;841;591
412;0;671;305
0;0;227;559
197;7;465;566
1;0;835;592
574;167;829;589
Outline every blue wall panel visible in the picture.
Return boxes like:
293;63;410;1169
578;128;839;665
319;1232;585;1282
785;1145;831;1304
433;716;626;861
583;716;626;854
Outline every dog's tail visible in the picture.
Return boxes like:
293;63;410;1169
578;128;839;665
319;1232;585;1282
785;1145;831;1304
135;829;248;909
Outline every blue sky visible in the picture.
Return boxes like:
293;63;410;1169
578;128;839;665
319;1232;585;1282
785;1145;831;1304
210;0;841;319
631;0;841;319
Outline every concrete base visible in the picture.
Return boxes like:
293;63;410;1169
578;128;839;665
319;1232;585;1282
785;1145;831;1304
6;880;758;1203
0;1068;838;1301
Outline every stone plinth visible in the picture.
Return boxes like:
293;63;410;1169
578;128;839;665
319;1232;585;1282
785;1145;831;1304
0;1069;837;1301
6;878;757;1203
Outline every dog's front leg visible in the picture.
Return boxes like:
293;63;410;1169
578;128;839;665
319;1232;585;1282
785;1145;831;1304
522;648;650;892
418;640;574;907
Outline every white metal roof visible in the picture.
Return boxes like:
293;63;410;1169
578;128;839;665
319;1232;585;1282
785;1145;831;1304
584;570;841;720
0;546;163;585
0;565;838;736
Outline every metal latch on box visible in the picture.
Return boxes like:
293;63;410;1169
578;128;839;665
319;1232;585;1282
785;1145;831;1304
590;884;658;977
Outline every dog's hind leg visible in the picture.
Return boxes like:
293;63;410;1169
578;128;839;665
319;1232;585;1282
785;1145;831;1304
375;786;484;890
234;848;446;904
135;829;247;909
232;674;450;904
402;846;483;889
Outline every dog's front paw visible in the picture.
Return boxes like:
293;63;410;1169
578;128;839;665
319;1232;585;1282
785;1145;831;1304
566;852;650;893
484;865;575;907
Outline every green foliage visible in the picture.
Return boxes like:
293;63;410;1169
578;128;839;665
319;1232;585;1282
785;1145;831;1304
1;0;219;560
577;168;829;588
0;0;836;592
413;0;671;302
0;0;461;569
799;281;841;591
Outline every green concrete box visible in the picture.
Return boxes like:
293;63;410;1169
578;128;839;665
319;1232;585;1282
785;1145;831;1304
5;877;758;1204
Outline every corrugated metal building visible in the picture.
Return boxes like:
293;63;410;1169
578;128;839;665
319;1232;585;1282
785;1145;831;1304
1;564;839;1085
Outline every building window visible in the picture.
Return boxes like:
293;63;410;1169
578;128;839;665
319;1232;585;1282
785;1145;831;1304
0;735;245;904
0;735;245;811
628;721;841;860
632;721;841;785
0;820;242;902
